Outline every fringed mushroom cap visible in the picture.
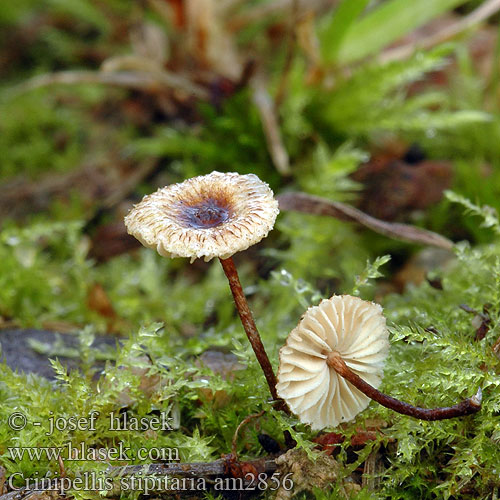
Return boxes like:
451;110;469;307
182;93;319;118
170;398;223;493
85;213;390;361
277;295;389;430
124;171;279;262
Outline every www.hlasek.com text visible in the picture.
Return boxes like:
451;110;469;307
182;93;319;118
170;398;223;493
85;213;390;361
8;442;179;462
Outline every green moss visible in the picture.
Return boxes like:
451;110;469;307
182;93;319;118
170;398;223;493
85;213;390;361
2;211;500;498
2;2;500;498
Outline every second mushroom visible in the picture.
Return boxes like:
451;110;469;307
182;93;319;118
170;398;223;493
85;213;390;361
277;295;482;429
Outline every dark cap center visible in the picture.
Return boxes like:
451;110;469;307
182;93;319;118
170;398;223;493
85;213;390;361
181;199;231;229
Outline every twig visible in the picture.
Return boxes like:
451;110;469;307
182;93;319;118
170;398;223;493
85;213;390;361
9;70;209;99
492;336;500;358
0;159;158;221
459;303;491;341
326;352;482;420
274;0;299;109
381;0;500;63
232;410;265;457
0;489;60;500
105;458;277;479
277;192;454;249
251;78;291;176
0;460;279;500
227;0;334;32
57;457;66;479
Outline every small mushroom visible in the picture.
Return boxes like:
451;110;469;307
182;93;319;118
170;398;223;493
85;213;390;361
277;295;389;429
124;171;278;263
277;295;482;430
124;171;281;402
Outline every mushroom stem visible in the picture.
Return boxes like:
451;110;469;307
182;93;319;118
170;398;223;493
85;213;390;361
219;256;280;402
326;352;482;421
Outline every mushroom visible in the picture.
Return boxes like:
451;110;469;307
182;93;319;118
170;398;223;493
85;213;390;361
124;171;281;402
277;295;389;429
277;295;482;429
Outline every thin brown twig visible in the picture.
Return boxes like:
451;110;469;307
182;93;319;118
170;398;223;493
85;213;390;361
381;0;500;63
277;192;454;250
492;336;500;358
251;78;291;176
57;457;66;479
227;0;334;32
105;458;277;478
231;410;265;457
326;352;482;420
274;0;299;109
9;70;209;99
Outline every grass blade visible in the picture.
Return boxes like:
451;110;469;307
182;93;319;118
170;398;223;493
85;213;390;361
337;0;467;64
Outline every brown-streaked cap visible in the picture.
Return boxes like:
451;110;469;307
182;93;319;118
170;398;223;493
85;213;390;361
276;295;389;430
124;171;279;262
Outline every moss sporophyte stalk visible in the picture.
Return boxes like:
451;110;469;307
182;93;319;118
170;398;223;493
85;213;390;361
125;172;482;429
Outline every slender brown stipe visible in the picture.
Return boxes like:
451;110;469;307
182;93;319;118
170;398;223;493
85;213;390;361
219;257;279;397
326;352;482;421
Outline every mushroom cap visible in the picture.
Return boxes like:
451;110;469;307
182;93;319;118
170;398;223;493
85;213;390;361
124;171;279;262
276;295;389;430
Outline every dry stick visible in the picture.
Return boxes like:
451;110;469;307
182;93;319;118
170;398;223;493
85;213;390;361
227;0;332;32
9;69;209;99
274;0;299;109
251;78;291;176
105;459;277;479
492;336;500;358
277;192;454;250
381;0;500;63
326;352;482;421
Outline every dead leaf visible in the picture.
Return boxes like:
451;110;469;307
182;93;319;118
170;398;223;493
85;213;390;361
393;247;455;290
459;303;492;341
195;350;245;408
89;221;141;262
362;449;384;491
296;10;322;84
87;283;116;320
313;432;344;455
185;0;242;79
350;430;378;447
352;156;453;221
